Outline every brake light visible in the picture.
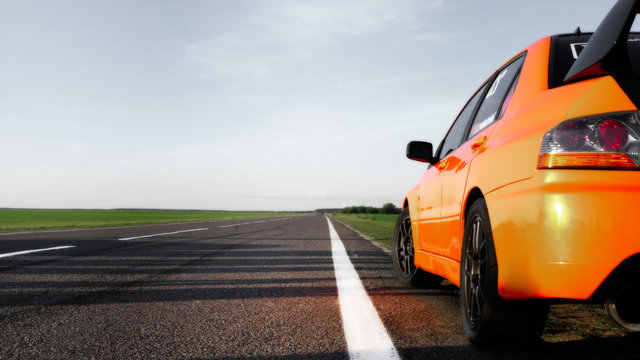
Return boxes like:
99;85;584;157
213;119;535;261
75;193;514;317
553;121;588;151
538;112;640;169
595;120;627;151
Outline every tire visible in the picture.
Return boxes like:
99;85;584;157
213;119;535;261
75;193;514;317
460;198;549;346
392;207;441;286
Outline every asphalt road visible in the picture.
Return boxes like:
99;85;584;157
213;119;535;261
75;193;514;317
1;213;639;359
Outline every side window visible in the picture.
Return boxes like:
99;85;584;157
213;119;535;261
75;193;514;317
438;82;488;159
498;73;520;119
468;56;525;139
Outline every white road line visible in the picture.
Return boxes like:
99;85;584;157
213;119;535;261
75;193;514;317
218;217;291;228
326;217;400;360
0;220;214;236
269;217;291;222
118;228;208;241
218;222;251;228
0;246;76;259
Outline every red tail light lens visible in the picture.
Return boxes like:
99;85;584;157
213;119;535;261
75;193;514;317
553;122;588;151
539;112;640;169
595;119;628;151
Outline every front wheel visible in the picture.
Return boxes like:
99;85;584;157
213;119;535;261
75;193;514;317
392;207;441;286
460;198;548;346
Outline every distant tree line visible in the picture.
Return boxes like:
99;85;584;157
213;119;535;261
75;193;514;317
338;203;400;214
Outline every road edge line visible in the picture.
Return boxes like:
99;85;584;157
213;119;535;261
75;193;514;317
327;216;400;360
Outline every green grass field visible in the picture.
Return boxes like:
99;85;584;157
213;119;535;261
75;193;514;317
0;209;305;233
330;213;398;250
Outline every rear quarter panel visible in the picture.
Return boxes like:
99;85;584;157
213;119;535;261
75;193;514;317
469;38;638;299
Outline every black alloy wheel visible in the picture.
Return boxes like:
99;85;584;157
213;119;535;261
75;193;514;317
396;212;415;277
392;207;441;286
460;198;549;346
463;213;487;330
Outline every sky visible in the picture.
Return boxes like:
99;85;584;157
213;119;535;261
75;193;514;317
0;0;619;211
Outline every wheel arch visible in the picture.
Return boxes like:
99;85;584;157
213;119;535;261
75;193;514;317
464;187;485;223
402;189;421;251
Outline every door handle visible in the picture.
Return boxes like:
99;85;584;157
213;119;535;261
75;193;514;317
470;136;487;152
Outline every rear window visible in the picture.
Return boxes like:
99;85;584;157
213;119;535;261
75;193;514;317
549;32;640;88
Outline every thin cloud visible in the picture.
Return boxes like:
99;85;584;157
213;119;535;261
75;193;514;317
182;0;445;79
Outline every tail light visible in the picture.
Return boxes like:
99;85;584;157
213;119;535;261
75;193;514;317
538;112;640;169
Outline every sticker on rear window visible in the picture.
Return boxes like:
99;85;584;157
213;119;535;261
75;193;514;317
486;69;508;98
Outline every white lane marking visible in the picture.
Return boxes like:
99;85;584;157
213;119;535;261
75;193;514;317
118;228;208;241
0;246;76;259
218;217;291;228
0;220;213;236
218;222;251;228
0;217;294;236
327;217;400;360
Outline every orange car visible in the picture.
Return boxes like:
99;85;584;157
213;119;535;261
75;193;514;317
393;0;640;345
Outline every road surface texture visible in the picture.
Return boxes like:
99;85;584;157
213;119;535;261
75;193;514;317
1;213;638;359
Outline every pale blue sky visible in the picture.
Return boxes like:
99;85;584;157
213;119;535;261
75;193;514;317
0;1;617;210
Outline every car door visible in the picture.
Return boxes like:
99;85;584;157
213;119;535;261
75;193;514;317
439;56;525;260
417;82;489;254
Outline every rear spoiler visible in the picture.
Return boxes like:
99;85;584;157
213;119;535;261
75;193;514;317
564;0;640;82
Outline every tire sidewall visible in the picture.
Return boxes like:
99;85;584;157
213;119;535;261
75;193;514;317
460;198;499;344
392;207;417;284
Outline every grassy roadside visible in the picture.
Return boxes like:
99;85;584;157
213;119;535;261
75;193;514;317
0;209;306;233
329;213;398;250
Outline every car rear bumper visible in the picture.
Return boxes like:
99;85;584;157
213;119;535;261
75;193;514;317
486;169;640;300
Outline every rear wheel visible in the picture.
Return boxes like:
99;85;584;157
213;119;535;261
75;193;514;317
460;198;549;346
392;207;441;286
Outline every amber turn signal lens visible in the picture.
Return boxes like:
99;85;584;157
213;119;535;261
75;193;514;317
538;153;637;169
